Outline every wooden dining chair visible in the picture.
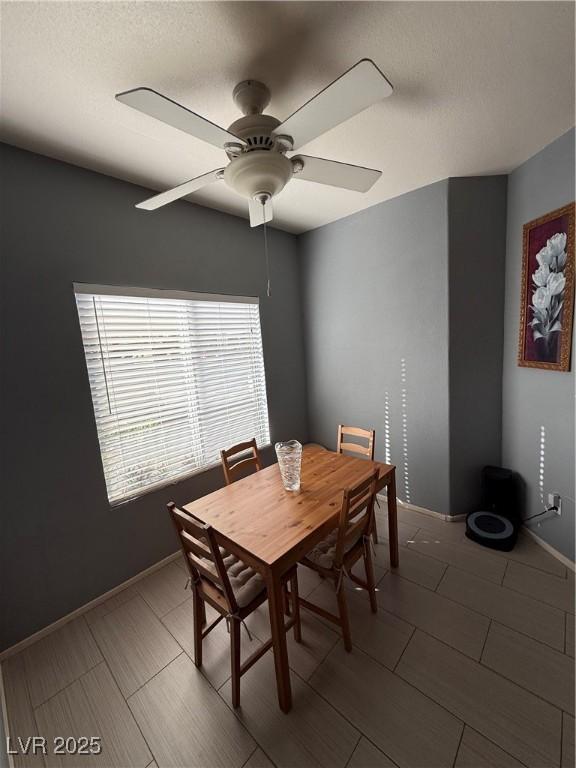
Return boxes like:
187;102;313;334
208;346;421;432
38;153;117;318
337;424;375;460
168;502;301;708
337;424;379;542
298;470;379;652
220;438;262;485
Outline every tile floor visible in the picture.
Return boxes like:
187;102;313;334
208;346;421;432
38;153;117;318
2;506;575;768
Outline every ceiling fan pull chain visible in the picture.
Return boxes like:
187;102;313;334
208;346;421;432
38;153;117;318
262;199;271;297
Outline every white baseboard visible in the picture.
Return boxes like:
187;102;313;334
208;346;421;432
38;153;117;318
376;494;467;522
523;526;575;573
380;494;575;570
0;550;182;663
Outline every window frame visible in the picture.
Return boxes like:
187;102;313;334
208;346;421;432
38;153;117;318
74;283;271;506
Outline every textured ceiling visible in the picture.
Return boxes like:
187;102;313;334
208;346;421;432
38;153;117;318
1;1;574;233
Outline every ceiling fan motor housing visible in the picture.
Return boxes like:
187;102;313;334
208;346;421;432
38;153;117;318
224;112;294;199
227;113;281;151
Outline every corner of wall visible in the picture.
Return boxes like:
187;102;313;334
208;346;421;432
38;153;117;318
447;175;508;516
295;231;312;444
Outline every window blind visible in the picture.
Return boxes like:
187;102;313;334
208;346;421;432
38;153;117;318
75;286;270;504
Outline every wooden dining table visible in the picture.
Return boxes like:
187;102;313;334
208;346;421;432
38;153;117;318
183;444;398;713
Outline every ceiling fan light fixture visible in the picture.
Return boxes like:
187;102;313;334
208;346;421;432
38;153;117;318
223;149;293;200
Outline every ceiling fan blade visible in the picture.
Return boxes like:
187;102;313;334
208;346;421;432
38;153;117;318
293;155;381;192
116;87;244;150
249;196;273;227
273;59;393;151
136;169;223;211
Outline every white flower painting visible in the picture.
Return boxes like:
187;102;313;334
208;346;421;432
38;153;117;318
519;203;574;371
529;231;567;344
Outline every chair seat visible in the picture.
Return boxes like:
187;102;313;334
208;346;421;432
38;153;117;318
195;539;266;608
303;526;363;570
222;551;266;607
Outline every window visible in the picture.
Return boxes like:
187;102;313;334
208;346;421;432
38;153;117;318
75;285;270;504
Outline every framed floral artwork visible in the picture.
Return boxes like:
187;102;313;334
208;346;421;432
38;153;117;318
518;202;575;371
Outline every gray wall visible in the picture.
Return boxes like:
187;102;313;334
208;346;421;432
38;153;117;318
448;177;508;515
0;692;7;768
502;128;575;560
299;181;452;514
0;142;308;651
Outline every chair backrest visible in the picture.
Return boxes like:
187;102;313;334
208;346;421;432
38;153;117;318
220;438;262;485
334;470;379;568
337;424;375;460
167;502;238;614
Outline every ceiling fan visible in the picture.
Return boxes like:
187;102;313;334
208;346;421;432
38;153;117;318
116;59;393;227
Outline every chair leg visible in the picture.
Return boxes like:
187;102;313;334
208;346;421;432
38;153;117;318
200;599;207;627
364;538;378;614
372;516;379;545
192;589;204;667
290;572;302;643
336;582;353;652
283;583;292;616
230;618;241;708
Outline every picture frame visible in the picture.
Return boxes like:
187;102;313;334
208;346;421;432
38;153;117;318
518;202;575;371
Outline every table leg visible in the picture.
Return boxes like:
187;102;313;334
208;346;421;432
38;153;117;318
387;470;399;568
267;569;292;713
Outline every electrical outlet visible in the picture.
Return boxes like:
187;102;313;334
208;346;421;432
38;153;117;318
547;492;562;515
